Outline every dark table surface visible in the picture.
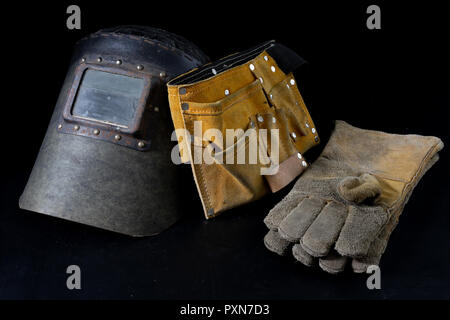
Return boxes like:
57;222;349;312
1;1;449;300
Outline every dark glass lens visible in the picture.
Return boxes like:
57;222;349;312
72;69;145;127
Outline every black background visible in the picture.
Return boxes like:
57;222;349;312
1;0;449;300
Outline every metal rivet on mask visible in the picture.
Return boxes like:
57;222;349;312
286;84;290;89
159;71;166;78
212;68;217;75
179;87;187;95
81;58;86;63
302;160;307;167
272;117;276;123
270;94;273;99
249;64;255;71
257;115;264;123
297;153;302;159
154;106;159;112
271;66;276;72
115;59;122;65
97;57;102;63
291;132;297;140
250;121;255;128
181;103;189;111
264;56;268;61
137;65;144;70
224;89;230;96
290;79;295;86
138;141;145;148
74;125;80;131
315;136;319;142
305;122;310;128
57;124;62;129
259;77;264;84
312;128;316;134
93;129;100;135
114;134;121;141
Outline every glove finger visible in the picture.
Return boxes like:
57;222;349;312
264;192;305;230
351;214;397;273
278;197;326;242
352;213;396;273
335;205;388;258
292;243;316;267
300;201;348;257
318;250;348;274
351;255;381;273
264;230;291;256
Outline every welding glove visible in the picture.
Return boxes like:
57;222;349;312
264;120;443;273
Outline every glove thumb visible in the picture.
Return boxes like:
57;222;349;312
337;173;381;204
